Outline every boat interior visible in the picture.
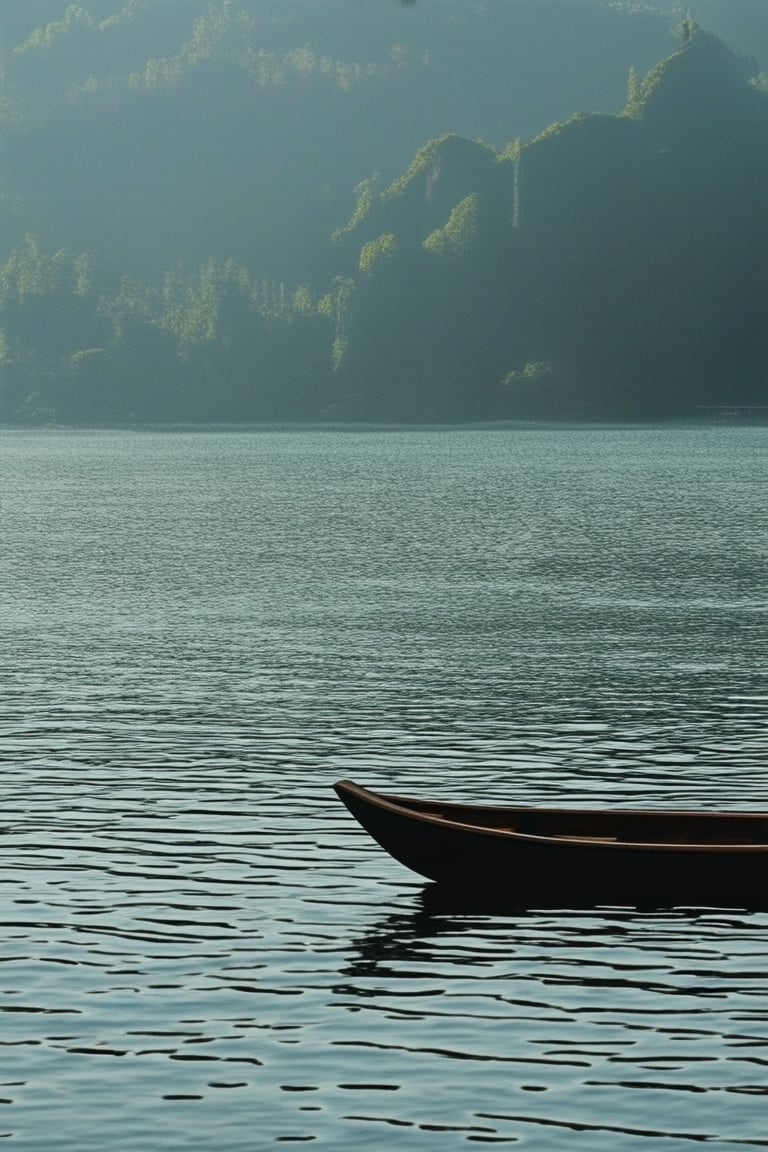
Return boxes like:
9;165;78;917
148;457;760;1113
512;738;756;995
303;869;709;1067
391;794;768;846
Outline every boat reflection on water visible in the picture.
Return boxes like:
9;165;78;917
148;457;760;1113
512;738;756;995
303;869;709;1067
341;879;768;984
339;869;768;988
336;884;768;1150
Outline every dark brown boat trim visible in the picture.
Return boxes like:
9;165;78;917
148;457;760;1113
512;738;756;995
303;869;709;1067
335;780;768;853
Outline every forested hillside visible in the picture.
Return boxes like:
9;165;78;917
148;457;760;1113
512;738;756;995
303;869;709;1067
1;2;766;423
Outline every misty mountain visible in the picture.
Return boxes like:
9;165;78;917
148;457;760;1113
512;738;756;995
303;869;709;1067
1;0;681;283
0;2;767;423
336;29;768;419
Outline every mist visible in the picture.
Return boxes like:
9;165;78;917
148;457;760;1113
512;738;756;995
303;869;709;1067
1;0;766;422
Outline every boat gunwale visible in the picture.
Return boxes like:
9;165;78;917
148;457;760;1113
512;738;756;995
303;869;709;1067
335;780;768;855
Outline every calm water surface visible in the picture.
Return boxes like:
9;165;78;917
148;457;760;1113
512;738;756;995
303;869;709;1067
0;425;767;1149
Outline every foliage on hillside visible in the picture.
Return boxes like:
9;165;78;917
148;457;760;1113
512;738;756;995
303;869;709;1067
0;4;767;422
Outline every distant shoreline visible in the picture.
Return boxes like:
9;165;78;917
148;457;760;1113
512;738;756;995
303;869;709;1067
2;416;765;434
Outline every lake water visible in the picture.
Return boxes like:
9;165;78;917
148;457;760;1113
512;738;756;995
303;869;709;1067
1;424;767;1150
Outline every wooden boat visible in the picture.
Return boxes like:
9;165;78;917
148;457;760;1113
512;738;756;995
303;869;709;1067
334;779;768;908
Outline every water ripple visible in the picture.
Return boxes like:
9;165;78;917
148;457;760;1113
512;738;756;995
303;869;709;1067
1;427;767;1148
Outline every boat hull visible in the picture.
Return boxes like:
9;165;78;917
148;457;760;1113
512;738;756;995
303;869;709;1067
334;780;768;908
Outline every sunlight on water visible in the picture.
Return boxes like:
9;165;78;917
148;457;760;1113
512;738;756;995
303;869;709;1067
0;425;766;1149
